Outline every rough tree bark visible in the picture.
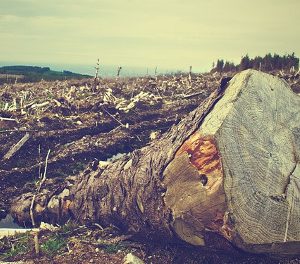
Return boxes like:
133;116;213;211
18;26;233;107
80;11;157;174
11;70;300;254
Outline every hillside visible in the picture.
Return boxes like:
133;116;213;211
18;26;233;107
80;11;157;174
0;65;92;84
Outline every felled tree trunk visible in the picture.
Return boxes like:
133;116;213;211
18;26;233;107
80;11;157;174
11;70;300;254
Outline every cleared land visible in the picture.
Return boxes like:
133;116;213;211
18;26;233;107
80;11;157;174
0;70;300;263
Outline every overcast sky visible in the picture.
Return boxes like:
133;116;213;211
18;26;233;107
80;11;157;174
1;0;299;72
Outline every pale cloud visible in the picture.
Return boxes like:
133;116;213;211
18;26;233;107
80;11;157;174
0;0;300;71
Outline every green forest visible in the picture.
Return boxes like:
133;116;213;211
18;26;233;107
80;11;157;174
211;53;299;73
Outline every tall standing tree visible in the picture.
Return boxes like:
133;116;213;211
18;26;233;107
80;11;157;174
239;55;251;71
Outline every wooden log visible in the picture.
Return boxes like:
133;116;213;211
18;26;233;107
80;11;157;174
10;70;300;254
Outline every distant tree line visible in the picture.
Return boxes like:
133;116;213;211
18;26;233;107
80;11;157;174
0;66;51;75
211;53;299;73
0;65;91;84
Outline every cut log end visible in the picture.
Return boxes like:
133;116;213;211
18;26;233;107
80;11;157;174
163;70;300;253
163;132;227;246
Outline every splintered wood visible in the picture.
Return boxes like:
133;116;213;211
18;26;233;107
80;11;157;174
176;133;222;177
163;132;228;246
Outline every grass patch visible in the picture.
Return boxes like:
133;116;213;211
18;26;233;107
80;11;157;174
102;242;126;254
41;233;67;257
59;221;80;235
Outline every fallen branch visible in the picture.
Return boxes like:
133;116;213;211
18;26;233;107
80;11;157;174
30;101;50;109
38;149;51;192
30;149;51;227
30;194;37;227
3;133;30;160
0;117;17;122
0;129;38;134
181;91;204;99
101;106;126;127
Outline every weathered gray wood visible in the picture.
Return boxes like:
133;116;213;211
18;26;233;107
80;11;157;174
214;70;300;253
179;69;300;253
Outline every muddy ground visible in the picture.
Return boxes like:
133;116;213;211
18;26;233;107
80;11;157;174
1;71;300;263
